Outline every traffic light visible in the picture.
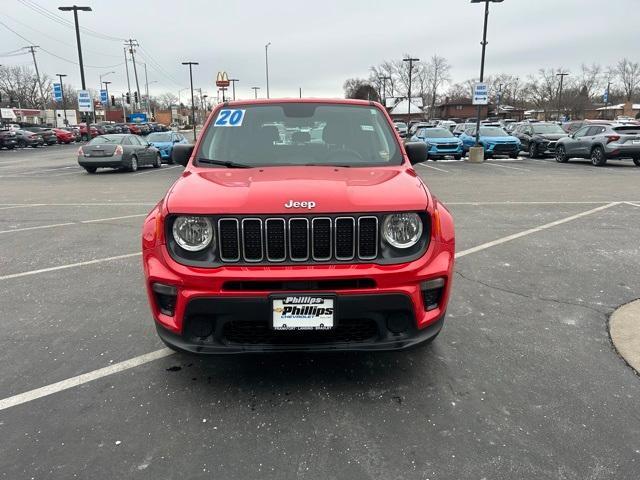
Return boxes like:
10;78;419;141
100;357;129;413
125;92;131;105
133;91;138;103
111;95;116;107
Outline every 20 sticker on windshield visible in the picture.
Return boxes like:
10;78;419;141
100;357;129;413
214;109;246;127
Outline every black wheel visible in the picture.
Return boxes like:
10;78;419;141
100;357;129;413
529;143;539;158
509;153;519;159
5;145;14;150
591;146;607;166
555;145;568;163
454;154;462;160
153;153;161;168
128;155;139;172
633;157;640;167
84;166;97;174
17;139;26;148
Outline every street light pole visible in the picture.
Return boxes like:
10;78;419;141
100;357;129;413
103;81;111;118
229;79;239;101
58;5;92;137
496;83;503;118
471;0;503;147
56;73;67;126
182;61;199;140
556;72;569;121
402;57;419;125
252;87;260;99
99;71;114;120
605;81;612;120
265;42;271;99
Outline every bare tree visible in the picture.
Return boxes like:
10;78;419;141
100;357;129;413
343;78;380;101
577;63;603;99
615;58;640;101
156;92;179;110
423;55;451;119
0;65;52;109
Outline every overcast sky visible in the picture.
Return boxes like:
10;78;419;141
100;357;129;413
1;0;639;100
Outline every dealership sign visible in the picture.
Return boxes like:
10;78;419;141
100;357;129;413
77;90;93;112
472;83;488;105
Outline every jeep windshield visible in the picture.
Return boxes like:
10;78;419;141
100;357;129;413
196;103;402;167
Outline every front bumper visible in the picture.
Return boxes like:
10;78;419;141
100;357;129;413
144;238;454;353
158;149;172;159
486;143;520;155
427;144;463;157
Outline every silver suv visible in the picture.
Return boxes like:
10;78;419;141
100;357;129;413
555;123;640;166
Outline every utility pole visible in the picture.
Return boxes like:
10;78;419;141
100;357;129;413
103;81;111;117
123;47;132;102
143;62;150;118
496;83;503;118
121;93;127;122
299;87;302;98
125;39;142;111
229;78;239;101
58;5;92;136
56;73;68;126
605;81;612;120
252;86;260;99
25;46;45;109
182;61;199;140
556;72;569;121
402;57;419;125
265;42;271;98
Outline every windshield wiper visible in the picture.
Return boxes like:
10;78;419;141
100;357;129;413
197;158;252;168
302;163;352;168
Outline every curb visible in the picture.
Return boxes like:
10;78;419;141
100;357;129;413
609;299;640;374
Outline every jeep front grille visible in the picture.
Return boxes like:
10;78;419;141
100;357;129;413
217;215;379;264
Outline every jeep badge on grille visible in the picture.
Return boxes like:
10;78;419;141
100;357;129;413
284;200;316;209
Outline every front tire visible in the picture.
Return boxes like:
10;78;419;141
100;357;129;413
454;154;462;160
555;146;568;163
529;143;539;158
153;153;161;168
633;156;640;167
509;153;519;159
591;146;607;166
128;155;138;172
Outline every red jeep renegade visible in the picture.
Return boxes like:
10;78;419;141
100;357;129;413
142;99;455;353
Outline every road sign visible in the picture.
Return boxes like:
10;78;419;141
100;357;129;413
216;71;230;88
77;90;93;112
53;83;63;102
100;89;108;105
129;112;148;123
472;83;488;105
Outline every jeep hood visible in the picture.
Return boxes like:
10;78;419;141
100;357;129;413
166;166;429;214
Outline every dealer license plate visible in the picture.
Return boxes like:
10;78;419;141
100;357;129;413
632;140;640;144
272;296;334;331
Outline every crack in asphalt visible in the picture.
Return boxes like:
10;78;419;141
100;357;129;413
454;270;612;315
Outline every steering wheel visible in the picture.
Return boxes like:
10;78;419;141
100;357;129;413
325;148;364;163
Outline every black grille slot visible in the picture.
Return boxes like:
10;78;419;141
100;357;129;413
218;219;240;261
265;219;286;261
312;218;331;260
223;278;376;291
335;218;355;260
289;219;309;260
358;217;378;259
242;219;263;261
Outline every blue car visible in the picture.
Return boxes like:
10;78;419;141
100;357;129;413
459;125;521;158
410;127;464;160
145;131;188;163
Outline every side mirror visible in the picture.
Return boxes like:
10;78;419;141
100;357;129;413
405;142;428;165
172;143;194;167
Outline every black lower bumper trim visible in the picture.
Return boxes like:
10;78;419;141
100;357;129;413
154;294;445;354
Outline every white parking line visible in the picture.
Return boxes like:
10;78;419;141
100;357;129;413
0;213;148;234
415;163;450;173
484;162;531;172
0;348;174;412
626;202;640;208
455;202;618;258
132;165;181;176
0;252;141;281
0;204;47;210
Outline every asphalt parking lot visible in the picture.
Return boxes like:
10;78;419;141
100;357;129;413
1;146;640;479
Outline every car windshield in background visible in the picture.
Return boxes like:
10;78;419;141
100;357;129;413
88;135;123;145
147;133;172;142
479;127;509;137
422;128;454;138
394;122;407;128
533;124;566;134
197;103;401;167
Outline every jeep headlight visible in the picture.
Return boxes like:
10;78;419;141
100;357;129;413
172;216;214;252
382;213;423;249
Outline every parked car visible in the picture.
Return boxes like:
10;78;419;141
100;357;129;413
393;121;408;138
63;126;81;142
23;126;58;145
97;122;117;134
145;98;455;353
410;126;463;160
127;123;142;135
145;131;188;163
77;124;99;140
0;129;18;149
512;122;568;158
459;125;521;158
555;124;640;166
436;120;457;132
52;128;75;144
138;123;152;135
452;122;473;137
77;134;161;173
407;122;431;138
561;119;610;135
14;129;44;148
